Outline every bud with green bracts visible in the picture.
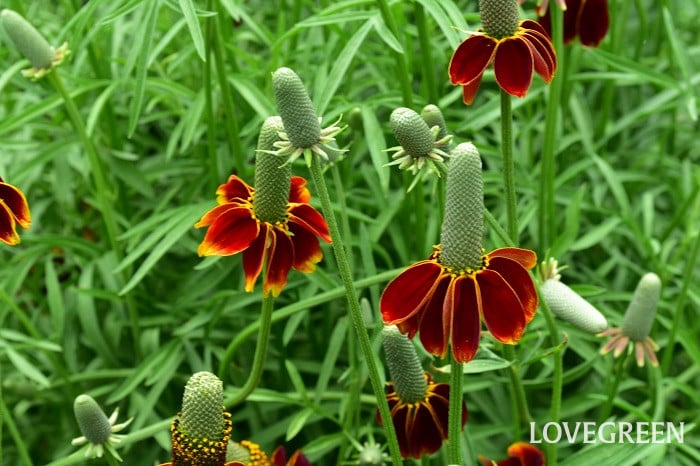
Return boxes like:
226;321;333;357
390;107;435;160
621;272;661;342
73;394;112;445
1;9;54;69
540;279;608;333
272;67;321;149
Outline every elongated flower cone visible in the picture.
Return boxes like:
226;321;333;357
621;273;661;342
1;9;54;68
273;67;321;150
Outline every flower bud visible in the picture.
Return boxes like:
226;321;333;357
439;142;483;271
359;442;386;466
390;107;435;160
382;325;427;403
1;9;54;69
479;0;520;39
272;67;321;149
253;116;291;224
73;394;112;445
420;104;449;143
541;279;608;333
621;273;661;342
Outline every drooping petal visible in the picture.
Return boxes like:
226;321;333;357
563;0;581;43
506;442;546;466
493;37;534;99
487;247;537;270
287;450;312;466
264;228;294;297
271;446;287;466
289;176;311;203
521;29;557;83
215;175;253;204
417;274;452;358
288;222;322;272
448;34;497;85
288;204;331;243
384;390;411;458
0;182;31;228
194;203;245;228
476;269;526;343
461;75;484;106
446;275;482;363
0;202;20;245
407;403;445;458
242;223;268;292
578;0;609;46
487;256;538;323
380;260;443;325
197;207;259;256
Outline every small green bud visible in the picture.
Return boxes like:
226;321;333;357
479;0;520;39
73;394;112;445
382;325;427;404
541;279;608;333
439;142;483;271
359;442;386;466
253;116;291;224
1;9;55;69
420;104;449;142
179;371;225;441
272;67;321;149
390;107;435;159
347;106;363;133
621;273;661;342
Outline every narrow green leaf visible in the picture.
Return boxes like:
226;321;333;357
315;317;347;404
178;0;206;61
570;217;622;251
361;105;390;193
44;256;65;342
127;0;159;137
285;360;309;402
286;408;314;442
5;346;50;387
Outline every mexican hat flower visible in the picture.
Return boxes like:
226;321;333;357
538;0;609;47
600;273;661;367
449;0;557;105
0;177;31;245
227;441;312;466
71;394;132;460
380;143;538;363
479;442;545;466
161;372;235;466
378;326;467;459
195;116;331;297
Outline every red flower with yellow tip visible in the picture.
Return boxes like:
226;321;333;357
538;0;609;47
226;440;312;466
195;174;330;297
449;0;556;105
479;442;545;466
0;177;31;245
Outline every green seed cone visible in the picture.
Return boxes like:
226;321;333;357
179;371;225;441
390;107;435;158
439;142;483;271
621;272;661;342
253;116;291;224
73;394;112;444
479;0;520;39
541;279;608;333
1;9;55;69
272;67;321;149
382;325;427;404
420;104;449;142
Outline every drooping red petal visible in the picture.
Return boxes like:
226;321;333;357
380;260;443;325
448;34;497;85
289;176;311;203
215;175;253;204
447;275;482;363
195;203;246;228
264;228;294;297
522;29;557;83
242;223;268;292
286;450;312;466
476;269;526;344
563;0;582;43
493;37;534;99
197;207;259;256
288;222;323;272
0;182;31;228
487;256;539;323
506;442;546;466
288;204;331;244
461;75;484;106
431;381;467;427
0;202;20;245
578;0;609;46
407;402;445;458
271;446;287;466
521;19;550;38
417;274;452;358
384;390;411;459
487;247;537;270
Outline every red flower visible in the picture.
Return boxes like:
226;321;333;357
449;20;556;104
539;0;609;47
271;446;312;466
378;373;467;459
479;442;546;466
380;247;538;363
0;178;31;245
195;175;331;297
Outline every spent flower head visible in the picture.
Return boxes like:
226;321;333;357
71;394;132;460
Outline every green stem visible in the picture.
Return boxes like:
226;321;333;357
308;156;403;466
226;295;275;405
598;350;628;422
502;345;530;438
374;0;413;107
0;396;32;465
500;90;518;244
414;2;438;104
539;2;564;250
448;354;464;464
